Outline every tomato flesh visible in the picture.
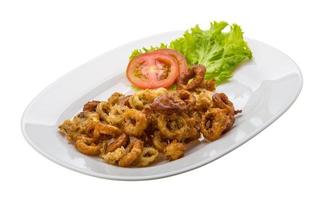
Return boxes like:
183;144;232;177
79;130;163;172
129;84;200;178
127;52;179;89
150;49;188;81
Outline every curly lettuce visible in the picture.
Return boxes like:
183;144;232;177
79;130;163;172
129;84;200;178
130;21;252;84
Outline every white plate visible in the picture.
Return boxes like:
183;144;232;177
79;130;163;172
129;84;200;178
21;31;303;180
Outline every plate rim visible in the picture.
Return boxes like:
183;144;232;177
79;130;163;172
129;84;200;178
21;33;304;181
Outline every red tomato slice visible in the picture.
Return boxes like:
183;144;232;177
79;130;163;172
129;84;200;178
127;52;179;89
150;49;188;81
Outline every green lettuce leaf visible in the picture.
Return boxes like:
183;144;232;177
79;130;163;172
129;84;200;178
129;43;168;59
130;21;252;84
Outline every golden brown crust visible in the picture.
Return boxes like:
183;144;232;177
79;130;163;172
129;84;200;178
200;108;229;141
135;147;159;167
58;84;238;167
177;64;216;91
122;109;148;137
165;141;185;160
118;139;144;167
75;136;101;156
83;100;100;112
106;133;129;153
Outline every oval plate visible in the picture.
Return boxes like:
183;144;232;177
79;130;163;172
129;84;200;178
21;32;303;180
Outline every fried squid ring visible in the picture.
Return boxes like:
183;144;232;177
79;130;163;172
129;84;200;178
183;116;201;142
101;147;127;165
83;100;100;112
185;65;206;90
157;113;190;141
96;101;111;123
200;108;229;141
129;88;168;110
177;63;197;85
122;109;148;137
150;93;187;112
178;90;196;107
212;93;234;111
118;139;144;167
194;89;213;111
76;112;100;136
150;90;194;113
212;93;236;131
152;88;169;95
152;132;167;152
178;65;206;90
77;111;100;122
58;120;80;143
59;114;97;143
106;105;128;126
75;136;100;156
107;92;123;108
118;95;131;107
136;147;159;167
164;141;185;161
199;80;216;91
59;112;100;142
128;90;152;110
106;133;129;152
93;122;121;139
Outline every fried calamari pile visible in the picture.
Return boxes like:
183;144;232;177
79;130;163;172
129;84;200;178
58;65;239;167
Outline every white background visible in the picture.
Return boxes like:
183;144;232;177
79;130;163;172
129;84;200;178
0;0;324;199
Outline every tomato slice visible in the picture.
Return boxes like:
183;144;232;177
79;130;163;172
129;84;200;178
150;49;188;81
127;52;179;89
